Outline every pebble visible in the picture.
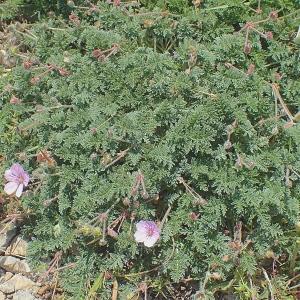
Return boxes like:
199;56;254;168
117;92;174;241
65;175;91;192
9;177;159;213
13;290;39;300
0;222;17;251
5;236;28;257
0;272;13;283
0;256;31;274
0;274;37;294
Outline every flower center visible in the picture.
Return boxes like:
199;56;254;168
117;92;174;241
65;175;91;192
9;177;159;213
18;174;24;184
146;226;155;237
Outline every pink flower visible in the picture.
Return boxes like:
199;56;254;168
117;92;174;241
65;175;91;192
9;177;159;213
265;31;273;40
134;220;160;247
4;163;30;198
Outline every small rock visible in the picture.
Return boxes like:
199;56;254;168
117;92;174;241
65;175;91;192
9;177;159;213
0;291;5;300
0;271;13;283
0;274;37;294
0;256;31;273
0;222;17;251
5;236;28;257
13;290;39;300
0;268;5;277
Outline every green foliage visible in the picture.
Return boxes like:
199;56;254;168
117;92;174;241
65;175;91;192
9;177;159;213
0;0;23;20
1;0;300;298
0;0;80;21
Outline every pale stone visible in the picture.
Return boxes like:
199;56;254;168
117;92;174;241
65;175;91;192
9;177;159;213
0;271;13;283
5;236;28;257
0;268;5;277
0;256;31;273
0;222;17;251
0;274;37;294
13;290;39;300
0;291;5;300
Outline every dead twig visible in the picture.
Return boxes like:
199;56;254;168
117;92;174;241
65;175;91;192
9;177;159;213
262;268;275;300
272;84;294;123
104;148;129;169
177;177;207;205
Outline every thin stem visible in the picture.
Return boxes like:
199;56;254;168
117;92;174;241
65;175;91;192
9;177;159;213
195;89;218;99
288;283;300;290
278;9;300;20
104;148;130;169
272;84;294;122
121;237;176;278
15;29;37;40
262;268;275;300
198;271;210;295
159;206;172;230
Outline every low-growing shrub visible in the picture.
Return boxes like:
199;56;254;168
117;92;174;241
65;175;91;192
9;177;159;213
0;0;300;298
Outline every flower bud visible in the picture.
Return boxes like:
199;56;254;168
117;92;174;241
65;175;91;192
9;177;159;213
189;212;198;221
90;127;97;134
18;152;27;161
130;187;138;197
99;239;108;246
123;197;130;206
224;140;232;150
266;31;273;40
269;11;278;20
67;0;75;7
30;76;41;85
210;272;222;280
23;60;33;69
10;95;21;104
107;228;118;238
244;42;252;54
98;213;108;222
143;19;154;28
222;255;230;262
58;68;70;76
265;250;275;259
104;271;112;280
133;201;140;208
246;64;255;76
141;191;149;199
69;13;80;26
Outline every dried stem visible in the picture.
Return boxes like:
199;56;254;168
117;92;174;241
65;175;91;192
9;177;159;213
104;148;130;169
262;268;275;300
159;205;172;230
177;177;207;205
272;84;294;123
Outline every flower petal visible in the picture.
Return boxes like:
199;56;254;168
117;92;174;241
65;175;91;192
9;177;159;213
11;163;24;176
15;184;23;198
143;234;159;247
22;173;30;186
135;221;148;233
134;230;146;243
4;169;18;182
4;182;18;195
